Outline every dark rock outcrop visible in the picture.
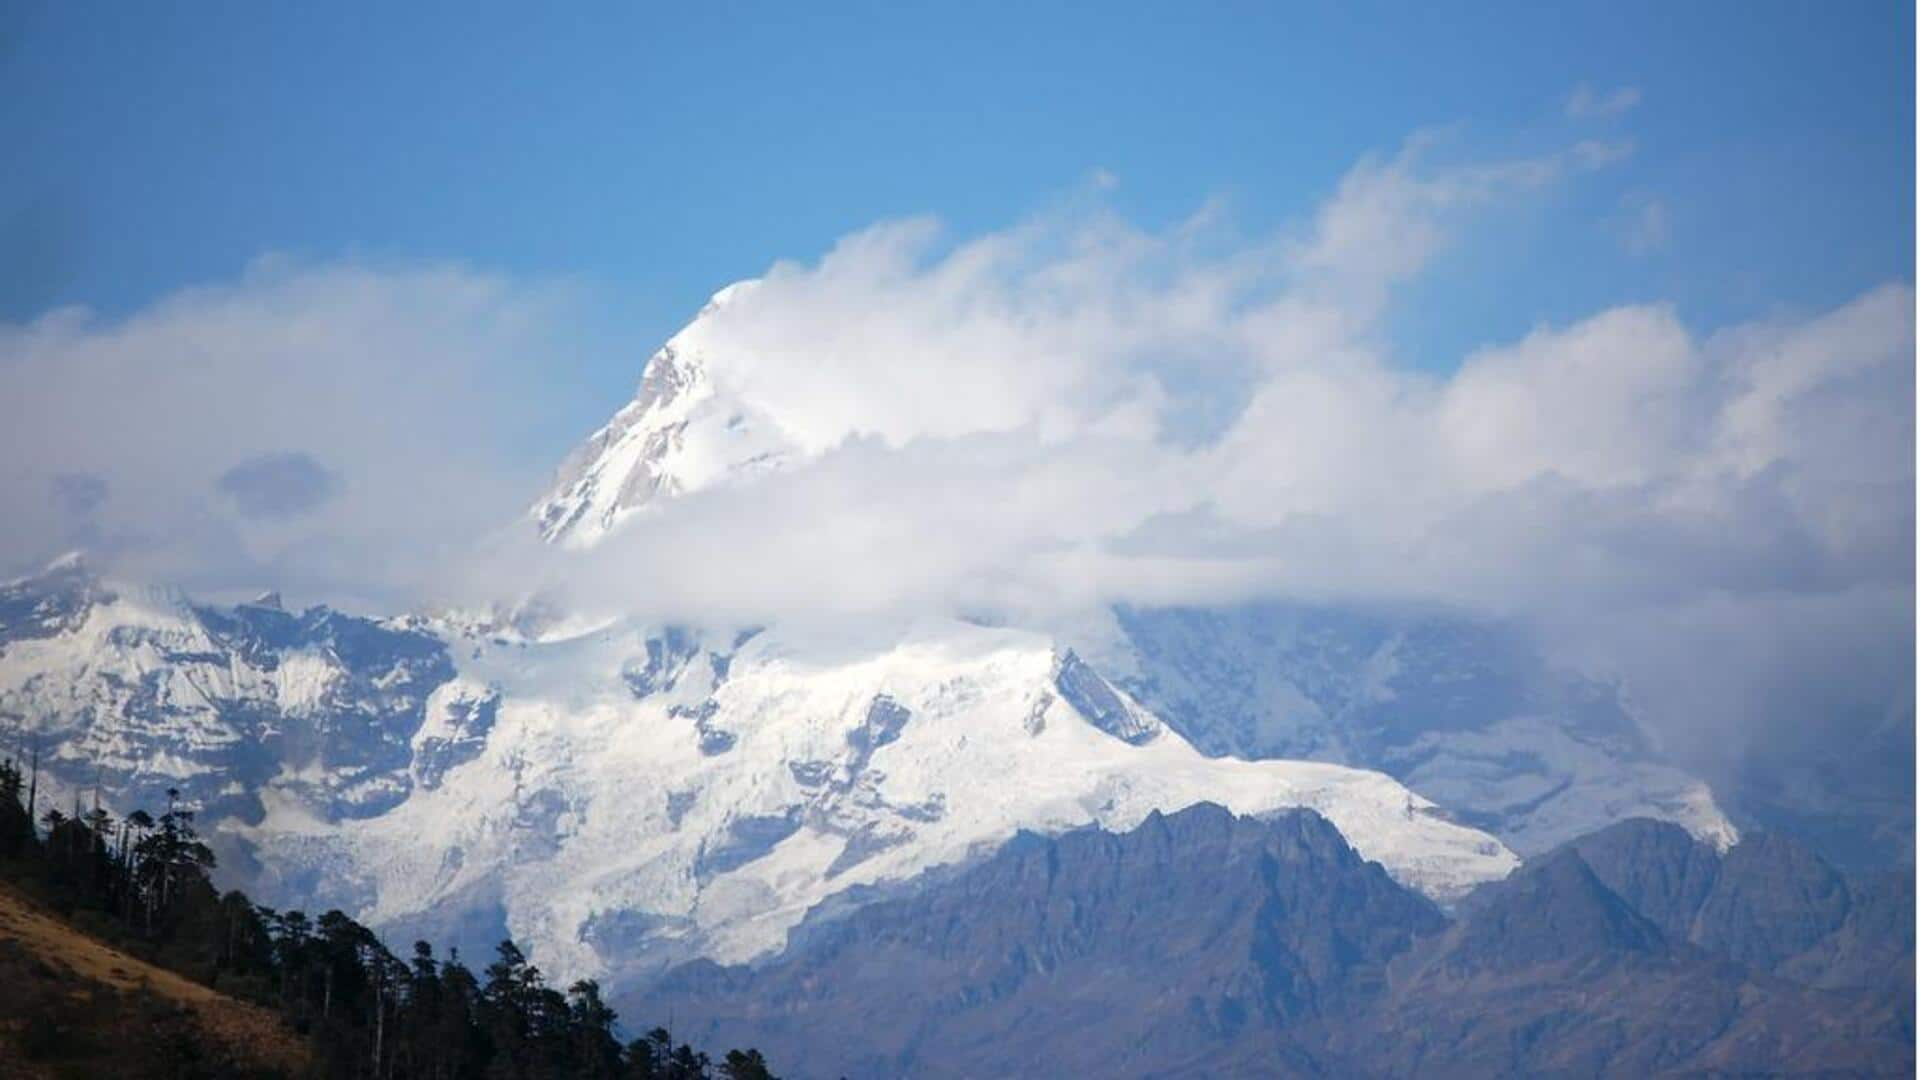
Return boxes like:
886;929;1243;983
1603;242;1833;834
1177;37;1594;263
1565;817;1915;997
1358;843;1910;1078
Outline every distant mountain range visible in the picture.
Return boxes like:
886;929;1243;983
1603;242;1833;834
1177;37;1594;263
633;804;1913;1078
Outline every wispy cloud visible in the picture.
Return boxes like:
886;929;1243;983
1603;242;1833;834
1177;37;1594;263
1567;83;1643;119
0;259;588;605
1619;194;1671;254
1289;132;1630;305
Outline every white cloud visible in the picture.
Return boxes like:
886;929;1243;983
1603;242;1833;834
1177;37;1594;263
0;258;590;606
481;190;1909;657
689;214;1177;454
1567;83;1642;119
466;135;1909;791
1287;133;1629;308
3;129;1908;789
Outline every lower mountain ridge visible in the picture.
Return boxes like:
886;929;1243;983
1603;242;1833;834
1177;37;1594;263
632;804;1914;1079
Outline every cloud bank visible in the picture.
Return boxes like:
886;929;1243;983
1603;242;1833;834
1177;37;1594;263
510;137;1908;637
490;133;1908;794
0;259;588;606
0;129;1909;798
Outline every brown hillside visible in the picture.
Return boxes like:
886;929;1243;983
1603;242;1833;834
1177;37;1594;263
0;882;308;1078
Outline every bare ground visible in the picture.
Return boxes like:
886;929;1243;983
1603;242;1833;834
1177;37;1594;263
0;882;308;1078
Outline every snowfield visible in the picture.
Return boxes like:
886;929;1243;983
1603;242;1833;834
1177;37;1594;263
242;614;1520;984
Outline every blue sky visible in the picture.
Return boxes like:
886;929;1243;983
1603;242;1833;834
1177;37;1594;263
3;1;1910;388
0;3;1909;769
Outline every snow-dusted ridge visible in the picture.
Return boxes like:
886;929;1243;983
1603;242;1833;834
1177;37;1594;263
0;555;453;824
0;559;1519;988
243;614;1518;983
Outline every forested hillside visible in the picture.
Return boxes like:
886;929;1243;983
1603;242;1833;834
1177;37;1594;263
0;755;777;1079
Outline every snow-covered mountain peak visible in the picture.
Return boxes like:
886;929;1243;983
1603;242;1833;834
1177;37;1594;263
1;550;115;645
530;280;802;547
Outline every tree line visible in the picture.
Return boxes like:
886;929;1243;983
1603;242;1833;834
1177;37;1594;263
0;755;777;1079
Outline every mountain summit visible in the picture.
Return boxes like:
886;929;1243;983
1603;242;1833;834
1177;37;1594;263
531;282;799;547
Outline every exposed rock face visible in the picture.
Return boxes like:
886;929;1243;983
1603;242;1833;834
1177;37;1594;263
633;804;1447;1078
1052;650;1161;746
1358;846;1911;1080
1549;816;1723;937
1435;847;1669;972
633;806;1914;1079
1564;817;1916;996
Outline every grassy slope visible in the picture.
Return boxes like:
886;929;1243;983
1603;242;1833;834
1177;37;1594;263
0;882;308;1078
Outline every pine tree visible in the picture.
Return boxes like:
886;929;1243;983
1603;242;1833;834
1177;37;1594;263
567;978;624;1078
0;757;30;856
721;1048;777;1080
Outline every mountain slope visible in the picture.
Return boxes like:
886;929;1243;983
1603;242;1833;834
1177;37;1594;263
1359;846;1911;1078
1563;817;1916;996
631;804;1446;1078
0;555;454;827
632;807;1913;1079
0;882;307;1078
